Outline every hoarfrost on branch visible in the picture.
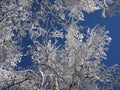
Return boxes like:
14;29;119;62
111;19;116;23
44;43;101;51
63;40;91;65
0;0;120;90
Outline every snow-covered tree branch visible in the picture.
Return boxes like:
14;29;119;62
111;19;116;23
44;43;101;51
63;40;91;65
0;0;120;90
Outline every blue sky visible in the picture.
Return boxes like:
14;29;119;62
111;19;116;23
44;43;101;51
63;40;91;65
18;3;120;68
80;10;120;66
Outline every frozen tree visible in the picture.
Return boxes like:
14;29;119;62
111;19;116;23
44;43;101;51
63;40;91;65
0;0;120;90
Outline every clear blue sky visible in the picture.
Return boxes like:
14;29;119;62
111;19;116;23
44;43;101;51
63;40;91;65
79;10;120;66
18;5;120;68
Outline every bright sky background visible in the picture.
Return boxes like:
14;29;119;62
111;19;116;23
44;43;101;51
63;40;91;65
79;10;120;66
18;6;120;68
